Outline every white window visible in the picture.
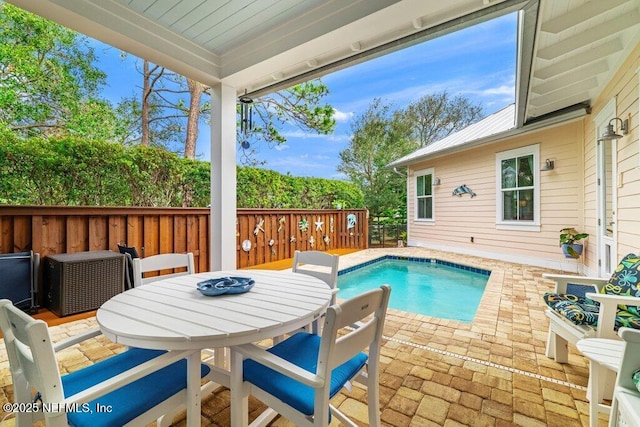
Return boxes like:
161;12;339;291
496;145;540;231
415;168;434;221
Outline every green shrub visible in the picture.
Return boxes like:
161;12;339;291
0;135;364;208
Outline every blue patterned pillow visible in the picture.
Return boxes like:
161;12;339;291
602;253;640;316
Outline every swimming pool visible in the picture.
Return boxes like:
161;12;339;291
337;256;490;322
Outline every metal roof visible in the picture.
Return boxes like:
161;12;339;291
388;104;516;168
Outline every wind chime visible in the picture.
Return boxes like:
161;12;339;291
239;91;253;149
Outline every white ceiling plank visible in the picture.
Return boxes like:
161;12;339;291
152;0;221;27
532;60;610;94
541;0;629;34
186;0;267;41
529;91;590;111
535;41;622;80
170;0;248;34
538;11;639;60
205;0;319;53
141;0;183;20
531;77;598;101
127;0;156;13
533;73;599;95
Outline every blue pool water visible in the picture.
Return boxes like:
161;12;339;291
337;257;490;322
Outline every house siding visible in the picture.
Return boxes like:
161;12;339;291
405;42;639;274
408;121;583;272
583;42;640;275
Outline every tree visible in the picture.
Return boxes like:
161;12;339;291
338;92;484;219
238;80;336;165
122;61;336;164
404;92;483;146
118;60;205;157
0;3;123;140
338;99;417;219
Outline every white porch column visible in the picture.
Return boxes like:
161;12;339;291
210;83;237;270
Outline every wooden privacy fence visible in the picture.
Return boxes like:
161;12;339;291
0;206;211;272
236;209;368;268
0;206;368;271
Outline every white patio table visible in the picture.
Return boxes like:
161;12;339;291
96;269;331;427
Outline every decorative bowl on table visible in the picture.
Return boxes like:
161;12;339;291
196;276;255;296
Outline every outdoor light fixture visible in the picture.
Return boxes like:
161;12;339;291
433;177;441;185
239;91;254;136
598;117;628;142
540;159;554;171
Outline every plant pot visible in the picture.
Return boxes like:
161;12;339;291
561;243;583;258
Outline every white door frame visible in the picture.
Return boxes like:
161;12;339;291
594;99;618;278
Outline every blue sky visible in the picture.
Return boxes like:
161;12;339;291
95;12;517;180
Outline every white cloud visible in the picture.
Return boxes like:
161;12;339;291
481;85;515;96
333;109;354;122
279;130;350;143
274;144;289;152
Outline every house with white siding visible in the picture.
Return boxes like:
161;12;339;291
389;41;639;275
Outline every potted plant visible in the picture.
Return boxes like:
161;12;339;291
559;227;589;258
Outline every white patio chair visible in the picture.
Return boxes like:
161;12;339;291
132;252;195;287
0;299;211;427
290;250;340;336
292;250;340;304
609;328;640;427
230;284;391;427
542;253;640;364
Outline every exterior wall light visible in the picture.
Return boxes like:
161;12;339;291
598;117;629;142
541;159;554;171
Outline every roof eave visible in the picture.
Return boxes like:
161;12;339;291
388;105;587;169
514;0;541;128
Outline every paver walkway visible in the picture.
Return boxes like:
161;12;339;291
0;248;603;426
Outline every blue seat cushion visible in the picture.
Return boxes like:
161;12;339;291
62;348;210;427
243;332;368;416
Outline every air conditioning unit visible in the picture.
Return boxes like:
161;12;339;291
44;251;125;316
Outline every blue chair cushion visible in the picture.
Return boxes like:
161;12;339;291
62;348;210;427
242;332;368;416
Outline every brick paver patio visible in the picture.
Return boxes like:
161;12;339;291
1;248;604;426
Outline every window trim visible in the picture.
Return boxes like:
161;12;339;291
414;167;435;223
495;144;541;231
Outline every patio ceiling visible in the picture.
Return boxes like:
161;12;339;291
7;0;640;129
10;0;525;94
519;0;640;126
